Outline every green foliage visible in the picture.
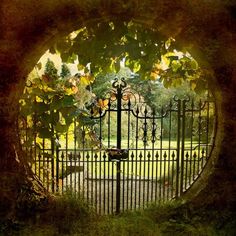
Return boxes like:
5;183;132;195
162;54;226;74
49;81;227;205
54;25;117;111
19;21;212;152
19;60;95;145
60;63;71;78
51;20;208;92
44;58;58;80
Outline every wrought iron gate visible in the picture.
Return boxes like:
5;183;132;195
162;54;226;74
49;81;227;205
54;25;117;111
24;78;216;214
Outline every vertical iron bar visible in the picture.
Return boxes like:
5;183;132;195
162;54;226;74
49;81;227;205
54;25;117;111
127;100;131;210
155;151;159;202
168;102;172;199
56;137;59;193
163;151;167;200
190;100;194;184
116;86;122;214
103;152;106;214
91;149;94;209
160;107;163;202
198;100;202;174
175;99;181;198
142;107;147;208
134;107;139;209
107;100;111;214
99;109;102;214
87;152;89;207
51;126;55;193
151;112;155;201
65;133;68;193
74;120;77;198
139;151;142;208
95;153;98;213
180;100;186;194
147;151;151;204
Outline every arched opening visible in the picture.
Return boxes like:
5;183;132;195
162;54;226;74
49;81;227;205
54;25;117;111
18;20;217;214
2;1;235;227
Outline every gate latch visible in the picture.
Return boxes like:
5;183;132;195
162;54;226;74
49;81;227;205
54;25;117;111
107;148;128;161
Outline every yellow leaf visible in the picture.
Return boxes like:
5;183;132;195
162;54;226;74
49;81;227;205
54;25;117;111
98;99;109;109
64;87;74;95
150;71;158;80
191;81;197;90
80;74;95;86
77;64;85;71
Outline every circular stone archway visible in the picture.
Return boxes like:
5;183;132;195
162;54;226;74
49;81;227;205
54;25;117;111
0;0;236;218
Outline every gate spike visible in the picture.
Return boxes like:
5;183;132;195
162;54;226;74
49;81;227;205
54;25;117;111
185;152;189;159
147;152;151;159
103;152;106;159
86;152;90;159
78;152;81;159
139;152;143;159
193;151;197;158
144;106;148;115
128;99;131;108
201;148;205;156
131;152;134;159
163;151;167;159
61;152;64;159
94;153;98;159
171;151;175;158
155;151;159;159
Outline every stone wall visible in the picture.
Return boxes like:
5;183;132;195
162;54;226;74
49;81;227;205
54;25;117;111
0;0;236;217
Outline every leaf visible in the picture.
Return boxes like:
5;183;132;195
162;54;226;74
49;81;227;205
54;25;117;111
37;127;53;139
55;122;68;133
133;61;141;73
171;60;181;72
35;102;50;115
190;60;198;70
20;105;32;117
80;74;95;86
77;64;85;71
191;81;197;90
97;99;109;109
62;95;75;107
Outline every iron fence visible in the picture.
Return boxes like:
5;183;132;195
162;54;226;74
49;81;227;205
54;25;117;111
19;78;216;214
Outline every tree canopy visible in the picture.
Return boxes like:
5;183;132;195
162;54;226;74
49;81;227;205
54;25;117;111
19;20;210;144
51;20;207;92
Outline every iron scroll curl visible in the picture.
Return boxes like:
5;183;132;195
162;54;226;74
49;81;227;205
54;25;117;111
112;77;127;89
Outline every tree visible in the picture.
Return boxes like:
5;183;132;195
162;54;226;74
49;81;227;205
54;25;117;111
52;20;208;92
60;63;71;79
44;58;58;80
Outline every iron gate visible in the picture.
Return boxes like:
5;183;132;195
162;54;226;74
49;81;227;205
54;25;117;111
24;78;216;214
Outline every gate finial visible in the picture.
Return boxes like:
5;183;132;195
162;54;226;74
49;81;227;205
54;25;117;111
112;77;127;89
